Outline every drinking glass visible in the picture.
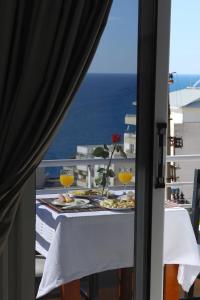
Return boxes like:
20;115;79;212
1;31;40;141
60;169;74;195
118;168;134;194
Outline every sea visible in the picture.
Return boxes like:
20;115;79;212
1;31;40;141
44;73;200;177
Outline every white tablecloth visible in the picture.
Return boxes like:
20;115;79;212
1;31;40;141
36;195;200;298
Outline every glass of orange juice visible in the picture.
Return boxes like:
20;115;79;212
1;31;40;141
60;169;74;195
118;168;134;194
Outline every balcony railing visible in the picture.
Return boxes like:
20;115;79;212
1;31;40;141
39;157;135;167
37;154;200;194
165;154;200;187
37;157;135;194
166;154;200;162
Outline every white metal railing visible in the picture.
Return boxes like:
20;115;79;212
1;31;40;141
39;154;200;168
37;154;200;192
39;157;135;167
166;154;200;162
37;157;135;193
165;154;200;187
165;182;193;187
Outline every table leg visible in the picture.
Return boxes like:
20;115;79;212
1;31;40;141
119;265;179;300
60;280;81;300
163;265;179;300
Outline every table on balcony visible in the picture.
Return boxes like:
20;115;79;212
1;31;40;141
35;194;200;299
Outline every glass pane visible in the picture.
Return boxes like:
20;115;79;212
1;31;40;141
167;0;200;298
35;1;138;299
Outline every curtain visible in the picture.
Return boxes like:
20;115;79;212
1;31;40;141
0;0;112;254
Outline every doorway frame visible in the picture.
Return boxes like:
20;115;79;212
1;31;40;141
135;0;171;299
0;0;172;299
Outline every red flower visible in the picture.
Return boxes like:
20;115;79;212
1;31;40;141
112;134;121;143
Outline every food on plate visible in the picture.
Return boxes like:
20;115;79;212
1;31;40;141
53;196;89;207
58;194;65;202
100;198;135;209
64;195;75;203
58;194;74;203
71;189;101;196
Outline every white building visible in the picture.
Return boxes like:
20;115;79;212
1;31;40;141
75;110;136;188
124;113;136;156
170;85;200;201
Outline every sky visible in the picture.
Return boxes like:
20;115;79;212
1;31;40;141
89;0;138;74
89;0;200;75
170;0;200;74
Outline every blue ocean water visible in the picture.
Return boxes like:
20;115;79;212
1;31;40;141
45;73;137;160
44;73;200;177
169;74;200;92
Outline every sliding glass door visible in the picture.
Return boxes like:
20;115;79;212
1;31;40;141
0;1;171;300
135;0;171;299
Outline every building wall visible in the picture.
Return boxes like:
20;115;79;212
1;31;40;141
174;122;200;201
182;108;200;123
124;133;136;155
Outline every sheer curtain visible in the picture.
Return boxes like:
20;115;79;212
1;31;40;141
0;0;112;254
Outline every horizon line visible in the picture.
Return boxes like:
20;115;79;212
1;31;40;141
88;72;200;76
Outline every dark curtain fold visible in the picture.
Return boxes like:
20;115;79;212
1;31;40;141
0;0;112;254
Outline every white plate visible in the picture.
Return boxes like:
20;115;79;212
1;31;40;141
99;202;134;211
52;198;89;207
100;206;134;211
68;190;102;198
74;199;90;206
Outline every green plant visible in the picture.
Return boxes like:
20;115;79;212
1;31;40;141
92;134;127;195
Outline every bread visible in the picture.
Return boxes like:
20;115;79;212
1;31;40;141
58;194;66;202
64;195;74;203
58;194;74;203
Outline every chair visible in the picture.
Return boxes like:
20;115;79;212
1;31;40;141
35;255;46;278
180;169;200;300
